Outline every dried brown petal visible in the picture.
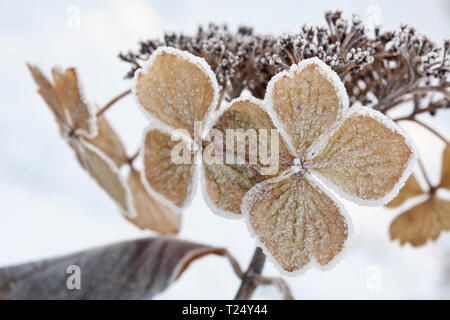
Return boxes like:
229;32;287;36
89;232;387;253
266;60;346;157
440;146;450;190
203;98;293;215
134;47;217;138
28;64;95;138
50;68;95;137
78;141;130;213
243;173;349;273
82;117;128;167
386;175;424;208
390;197;450;247
312;109;414;204
143;128;195;210
126;168;181;233
0;237;238;299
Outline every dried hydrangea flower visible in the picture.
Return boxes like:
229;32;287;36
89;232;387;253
28;65;180;234
210;58;417;274
388;146;450;246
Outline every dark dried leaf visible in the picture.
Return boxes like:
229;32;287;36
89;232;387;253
0;237;239;300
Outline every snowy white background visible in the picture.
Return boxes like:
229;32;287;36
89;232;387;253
0;0;449;299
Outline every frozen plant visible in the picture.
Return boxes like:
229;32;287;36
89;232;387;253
1;11;448;300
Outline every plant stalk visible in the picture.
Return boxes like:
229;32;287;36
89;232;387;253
234;247;266;300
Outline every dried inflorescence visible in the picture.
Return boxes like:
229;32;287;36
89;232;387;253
387;146;450;246
120;11;449;119
133;46;417;273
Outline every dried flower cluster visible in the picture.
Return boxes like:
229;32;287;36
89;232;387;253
120;11;449;119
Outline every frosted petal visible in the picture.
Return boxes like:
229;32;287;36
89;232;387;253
311;107;416;205
242;172;350;274
265;58;347;157
142;127;195;211
202;97;293;216
133;47;219;138
385;174;424;208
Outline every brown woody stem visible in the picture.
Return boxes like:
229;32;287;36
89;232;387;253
234;247;266;300
418;157;434;191
96;89;132;117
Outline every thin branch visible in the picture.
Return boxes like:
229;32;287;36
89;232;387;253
96;89;132;117
418;157;434;192
411;119;449;145
234;247;266;300
253;275;295;300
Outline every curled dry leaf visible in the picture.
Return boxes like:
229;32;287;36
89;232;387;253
0;237;240;300
390;197;450;247
385;175;424;208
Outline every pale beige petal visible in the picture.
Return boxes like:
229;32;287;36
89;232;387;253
265;59;347;156
78;141;130;212
126;169;181;234
134;47;217;137
143;128;195;209
390;197;450;247
386;175;424;208
312;108;415;204
27;64;66;129
82;117;128;167
243;173;349;273
203;98;294;215
51;68;95;137
440;146;450;190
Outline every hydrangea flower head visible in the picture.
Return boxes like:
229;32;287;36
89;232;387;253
133;47;417;274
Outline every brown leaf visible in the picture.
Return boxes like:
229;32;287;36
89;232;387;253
0;237;240;300
441;146;450;190
385;175;424;208
390;197;450;247
126;168;181;233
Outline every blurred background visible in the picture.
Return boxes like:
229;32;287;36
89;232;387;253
0;0;449;299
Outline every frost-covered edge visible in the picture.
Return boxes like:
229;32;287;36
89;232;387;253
264;57;350;158
131;46;220;141
240;170;353;276
139;124;199;215
311;105;418;207
79;140;137;219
